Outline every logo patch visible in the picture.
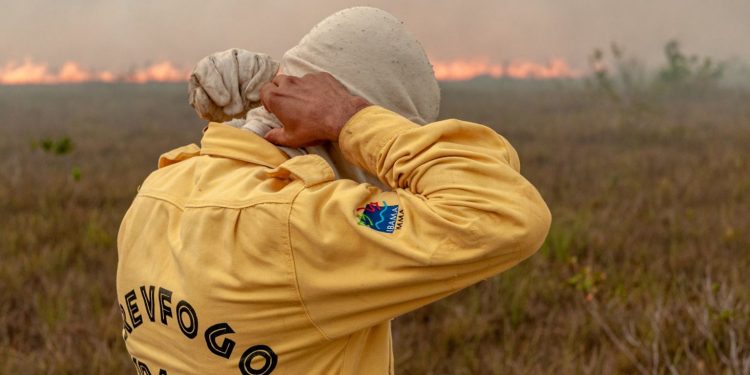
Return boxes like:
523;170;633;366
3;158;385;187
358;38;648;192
356;201;404;234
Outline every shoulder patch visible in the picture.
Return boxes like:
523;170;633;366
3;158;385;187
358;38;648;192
355;200;404;234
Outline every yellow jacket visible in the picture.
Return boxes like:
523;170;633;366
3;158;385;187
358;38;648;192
116;106;551;374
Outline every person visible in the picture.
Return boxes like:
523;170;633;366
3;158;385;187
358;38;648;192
116;6;551;375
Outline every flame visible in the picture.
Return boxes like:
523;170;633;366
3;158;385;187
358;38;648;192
126;61;188;83
432;57;580;81
57;62;92;83
0;59;190;85
432;59;504;81
1;57;581;85
0;60;57;84
96;71;116;83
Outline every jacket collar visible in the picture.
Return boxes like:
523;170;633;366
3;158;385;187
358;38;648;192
199;122;290;168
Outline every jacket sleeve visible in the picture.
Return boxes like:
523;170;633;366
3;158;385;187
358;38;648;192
288;105;551;340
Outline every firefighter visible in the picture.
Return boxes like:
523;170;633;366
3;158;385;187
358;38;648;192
117;6;550;374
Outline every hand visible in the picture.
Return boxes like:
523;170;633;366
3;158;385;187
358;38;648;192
188;49;279;122
260;72;371;148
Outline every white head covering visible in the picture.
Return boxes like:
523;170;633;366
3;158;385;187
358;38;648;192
238;6;440;188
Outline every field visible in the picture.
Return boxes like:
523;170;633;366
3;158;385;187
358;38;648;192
0;80;748;374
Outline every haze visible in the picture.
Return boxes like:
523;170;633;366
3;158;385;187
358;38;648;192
1;0;749;72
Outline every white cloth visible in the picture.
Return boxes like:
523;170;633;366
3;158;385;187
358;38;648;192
189;49;279;122
279;6;441;187
201;7;441;187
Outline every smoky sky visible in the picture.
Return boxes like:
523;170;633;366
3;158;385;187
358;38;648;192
1;0;749;71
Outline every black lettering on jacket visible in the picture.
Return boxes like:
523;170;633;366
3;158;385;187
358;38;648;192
158;287;173;325
119;304;133;336
239;345;278;375
125;290;143;329
205;322;236;359
176;300;198;339
140;285;156;322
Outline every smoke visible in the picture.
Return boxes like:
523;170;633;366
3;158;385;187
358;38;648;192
1;0;748;73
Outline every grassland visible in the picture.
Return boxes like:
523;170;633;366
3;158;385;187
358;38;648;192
0;80;748;374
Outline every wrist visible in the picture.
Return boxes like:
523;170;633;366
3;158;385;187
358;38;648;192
337;106;420;173
329;96;371;142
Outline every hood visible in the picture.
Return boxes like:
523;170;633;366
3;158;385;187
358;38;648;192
240;6;440;188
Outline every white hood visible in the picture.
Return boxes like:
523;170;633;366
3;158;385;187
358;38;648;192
238;6;441;188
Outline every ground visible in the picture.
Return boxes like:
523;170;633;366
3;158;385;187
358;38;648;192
0;81;748;374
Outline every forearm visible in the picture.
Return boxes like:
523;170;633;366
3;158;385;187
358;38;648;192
290;106;550;337
339;105;550;260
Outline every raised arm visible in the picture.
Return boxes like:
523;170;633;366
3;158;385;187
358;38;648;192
262;73;551;339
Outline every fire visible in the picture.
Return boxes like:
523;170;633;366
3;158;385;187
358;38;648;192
126;61;188;83
0;59;190;85
0;57;581;85
0;60;58;84
431;57;580;81
432;59;504;81
57;62;92;83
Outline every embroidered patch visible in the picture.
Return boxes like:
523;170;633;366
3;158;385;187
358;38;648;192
356;201;404;234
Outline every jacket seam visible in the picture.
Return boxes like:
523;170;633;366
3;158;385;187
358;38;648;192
286;186;333;341
135;193;184;210
185;199;293;209
138;190;295;210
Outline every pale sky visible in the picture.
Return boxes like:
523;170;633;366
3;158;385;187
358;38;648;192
1;0;749;71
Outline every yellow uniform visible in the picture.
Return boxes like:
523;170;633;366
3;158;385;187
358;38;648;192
116;106;551;374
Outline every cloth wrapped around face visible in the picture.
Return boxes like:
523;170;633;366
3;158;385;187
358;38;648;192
188;6;441;188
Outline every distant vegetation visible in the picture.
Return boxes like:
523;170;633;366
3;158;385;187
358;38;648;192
657;40;726;86
31;135;82;181
585;40;737;106
33;136;74;155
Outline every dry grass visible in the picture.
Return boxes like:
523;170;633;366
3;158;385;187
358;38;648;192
0;81;748;374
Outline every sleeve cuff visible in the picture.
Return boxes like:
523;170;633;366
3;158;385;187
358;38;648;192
338;105;420;175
